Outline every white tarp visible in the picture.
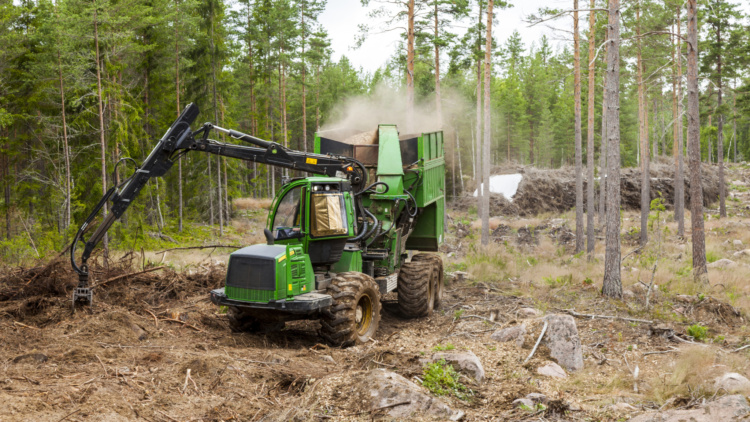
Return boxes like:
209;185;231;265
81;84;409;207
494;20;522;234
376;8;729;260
473;173;523;202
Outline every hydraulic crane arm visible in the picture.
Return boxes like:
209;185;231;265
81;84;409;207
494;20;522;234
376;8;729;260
70;103;366;306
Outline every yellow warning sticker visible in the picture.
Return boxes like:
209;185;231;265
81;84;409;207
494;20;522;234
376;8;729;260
302;285;306;291
278;255;286;262
306;157;318;165
290;250;295;255
288;284;292;291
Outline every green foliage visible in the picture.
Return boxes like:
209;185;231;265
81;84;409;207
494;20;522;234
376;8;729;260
422;359;473;401
432;343;455;352
686;324;708;341
705;250;720;264
542;274;572;288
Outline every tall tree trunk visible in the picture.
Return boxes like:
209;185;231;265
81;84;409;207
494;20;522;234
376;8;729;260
316;64;321;131
676;8;685;237
602;0;622;299
599;26;608;226
687;0;707;283
574;0;584;254
301;6;307;151
733;79;738;163
434;1;442;128
586;0;595;259
457;129;465;193
475;2;483;217
716;24;725;218
210;17;223;234
652;98;658;158
57;50;71;230
4;141;10;239
176;0;183;232
637;3;650;247
480;0;493;246
93;4;108;256
406;0;415;132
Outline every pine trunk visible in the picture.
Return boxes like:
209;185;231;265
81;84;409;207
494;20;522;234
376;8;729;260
93;5;108;255
573;0;583;254
210;18;223;234
637;4;649;247
301;8;307;151
598;27;608;226
480;0;493;246
586;0;595;258
406;0;415;132
602;0;622;299
176;0;183;232
716;26;725;218
687;0;707;283
57;50;71;230
434;1;442;129
675;8;685;236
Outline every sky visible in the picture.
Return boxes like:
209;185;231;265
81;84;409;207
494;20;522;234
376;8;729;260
319;0;577;74
318;0;750;75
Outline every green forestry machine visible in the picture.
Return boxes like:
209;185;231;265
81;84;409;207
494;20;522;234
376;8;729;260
70;103;445;346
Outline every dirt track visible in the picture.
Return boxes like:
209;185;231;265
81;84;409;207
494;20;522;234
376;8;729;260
1;248;743;421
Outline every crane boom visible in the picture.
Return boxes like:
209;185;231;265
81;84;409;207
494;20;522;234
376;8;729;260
70;103;366;306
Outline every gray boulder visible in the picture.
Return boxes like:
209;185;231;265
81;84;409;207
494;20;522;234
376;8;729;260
708;258;737;269
490;324;526;347
715;373;750;393
542;314;584;371
365;369;464;421
629;394;750;421
431;351;485;383
517;307;543;318
537;362;567;378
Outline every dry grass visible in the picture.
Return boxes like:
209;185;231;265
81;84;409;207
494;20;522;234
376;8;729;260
644;346;720;404
234;197;273;211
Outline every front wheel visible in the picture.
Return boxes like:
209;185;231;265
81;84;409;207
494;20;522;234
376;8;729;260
319;272;381;347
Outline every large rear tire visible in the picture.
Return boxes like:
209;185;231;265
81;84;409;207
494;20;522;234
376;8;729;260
397;260;434;317
320;272;381;347
411;254;444;309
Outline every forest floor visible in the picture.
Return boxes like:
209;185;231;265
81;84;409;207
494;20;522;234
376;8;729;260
2;164;750;421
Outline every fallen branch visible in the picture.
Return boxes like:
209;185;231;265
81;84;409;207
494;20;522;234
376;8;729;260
643;350;677;356
565;309;653;324
91;266;165;288
155;245;241;254
144;309;158;327
461;314;505;326
56;408;81;422
161;318;204;332
13;321;40;330
732;344;750;353
523;321;548;364
374;400;412;411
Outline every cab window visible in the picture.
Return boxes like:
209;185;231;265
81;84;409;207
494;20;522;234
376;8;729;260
310;192;348;237
272;186;304;240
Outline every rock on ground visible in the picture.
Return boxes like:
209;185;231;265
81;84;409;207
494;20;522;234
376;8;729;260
708;258;737;269
431;351;485;383
537;362;567;378
715;373;750;393
542;314;584;371
517;307;543;318
365;369;464;421
629;395;750;422
490;324;526;347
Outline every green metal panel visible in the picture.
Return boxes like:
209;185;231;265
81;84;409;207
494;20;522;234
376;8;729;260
331;250;363;273
404;199;444;251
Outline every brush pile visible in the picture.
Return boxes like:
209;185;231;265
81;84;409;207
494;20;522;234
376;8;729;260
459;160;724;216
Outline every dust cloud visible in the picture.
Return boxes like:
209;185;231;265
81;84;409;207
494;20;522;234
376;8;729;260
319;83;472;137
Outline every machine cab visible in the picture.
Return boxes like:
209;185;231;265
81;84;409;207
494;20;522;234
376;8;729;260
268;177;356;266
